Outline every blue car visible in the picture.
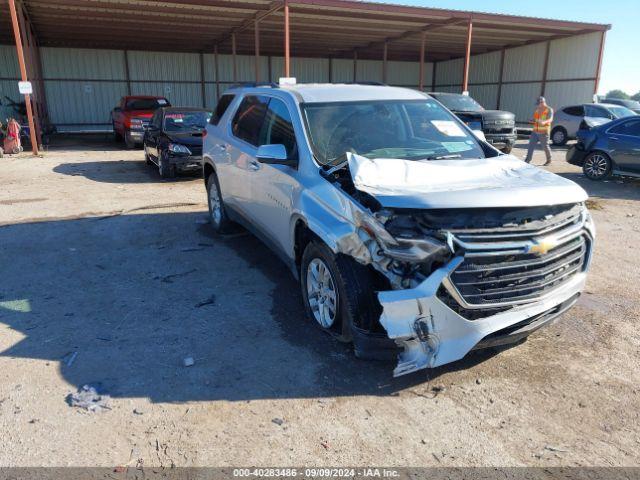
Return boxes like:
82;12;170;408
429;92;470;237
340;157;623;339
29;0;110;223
567;116;640;180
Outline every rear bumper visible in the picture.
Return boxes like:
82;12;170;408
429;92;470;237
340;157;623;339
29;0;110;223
566;145;588;166
126;130;145;143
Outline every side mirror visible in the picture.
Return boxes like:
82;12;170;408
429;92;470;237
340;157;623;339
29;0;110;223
256;144;295;166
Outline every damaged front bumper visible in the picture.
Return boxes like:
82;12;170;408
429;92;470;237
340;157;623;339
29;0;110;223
378;257;588;377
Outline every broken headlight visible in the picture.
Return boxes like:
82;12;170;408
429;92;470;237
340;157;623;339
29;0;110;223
359;210;451;263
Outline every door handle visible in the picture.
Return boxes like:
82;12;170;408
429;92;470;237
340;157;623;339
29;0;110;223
248;160;260;171
610;137;619;141
215;143;228;151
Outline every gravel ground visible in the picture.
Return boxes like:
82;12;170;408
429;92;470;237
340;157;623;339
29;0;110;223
0;135;639;467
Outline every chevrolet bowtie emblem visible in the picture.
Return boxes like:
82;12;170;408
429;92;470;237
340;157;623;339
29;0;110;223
528;238;558;255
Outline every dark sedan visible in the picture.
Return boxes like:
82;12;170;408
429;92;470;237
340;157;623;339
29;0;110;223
143;107;212;179
567;116;640;181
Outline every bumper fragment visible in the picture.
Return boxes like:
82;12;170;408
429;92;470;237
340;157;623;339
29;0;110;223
377;256;588;377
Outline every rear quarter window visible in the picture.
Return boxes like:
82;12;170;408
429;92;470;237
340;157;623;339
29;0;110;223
231;95;270;146
210;94;235;125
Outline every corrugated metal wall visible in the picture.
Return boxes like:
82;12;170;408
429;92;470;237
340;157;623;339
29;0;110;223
431;32;601;122
0;30;603;129
0;45;20;122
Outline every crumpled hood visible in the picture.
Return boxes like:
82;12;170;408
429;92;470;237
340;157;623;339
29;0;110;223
347;153;588;209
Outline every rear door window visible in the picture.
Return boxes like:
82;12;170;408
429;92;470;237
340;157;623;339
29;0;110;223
210;94;235;125
231;95;270;146
609;120;640;137
259;98;297;160
563;106;584;116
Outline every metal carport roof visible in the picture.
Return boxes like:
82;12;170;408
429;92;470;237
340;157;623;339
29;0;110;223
1;0;609;61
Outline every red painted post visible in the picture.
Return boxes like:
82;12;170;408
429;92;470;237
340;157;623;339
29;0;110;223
8;0;38;155
255;20;260;82
284;0;290;77
418;32;426;91
462;17;473;94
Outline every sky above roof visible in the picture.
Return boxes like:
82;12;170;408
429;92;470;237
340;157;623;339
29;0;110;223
383;0;639;96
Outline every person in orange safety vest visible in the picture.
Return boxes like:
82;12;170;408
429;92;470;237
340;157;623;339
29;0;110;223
525;96;554;165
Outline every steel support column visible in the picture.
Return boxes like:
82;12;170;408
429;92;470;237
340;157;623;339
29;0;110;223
16;3;42;148
418;32;426;91
214;45;220;101
382;42;388;84
8;0;38;155
594;30;607;96
540;40;551;96
462;17;473;94
284;0;290;77
232;32;238;82
353;50;357;82
254;20;260;82
496;48;506;109
123;50;132;95
200;52;206;108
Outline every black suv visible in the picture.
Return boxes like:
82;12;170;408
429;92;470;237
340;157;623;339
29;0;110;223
429;92;517;154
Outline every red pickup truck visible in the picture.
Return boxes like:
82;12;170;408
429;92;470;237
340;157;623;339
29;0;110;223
111;96;171;149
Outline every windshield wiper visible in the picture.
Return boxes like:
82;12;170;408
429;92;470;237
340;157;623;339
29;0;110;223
423;154;463;160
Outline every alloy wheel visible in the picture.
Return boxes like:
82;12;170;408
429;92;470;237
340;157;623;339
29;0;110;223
584;154;609;179
208;180;222;226
306;258;338;329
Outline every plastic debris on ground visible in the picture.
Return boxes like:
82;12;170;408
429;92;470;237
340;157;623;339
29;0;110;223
66;384;111;412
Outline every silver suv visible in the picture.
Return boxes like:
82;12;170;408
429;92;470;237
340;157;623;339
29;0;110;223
203;84;595;376
551;103;637;146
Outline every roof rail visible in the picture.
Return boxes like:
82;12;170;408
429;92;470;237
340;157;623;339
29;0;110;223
228;82;279;89
343;81;387;86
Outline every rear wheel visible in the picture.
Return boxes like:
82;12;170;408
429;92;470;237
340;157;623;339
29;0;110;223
583;151;611;181
158;151;176;179
112;122;122;142
300;240;381;344
124;132;136;150
551;127;568;146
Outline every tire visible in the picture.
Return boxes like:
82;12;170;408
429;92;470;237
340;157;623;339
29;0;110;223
300;240;381;344
158;151;176;179
124;132;136;150
501;145;513;154
583;151;612;181
551;127;568;146
144;145;153;165
206;172;232;233
112;122;122;142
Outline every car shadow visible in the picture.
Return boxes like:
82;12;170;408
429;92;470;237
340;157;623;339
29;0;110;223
0;211;500;404
54;161;200;184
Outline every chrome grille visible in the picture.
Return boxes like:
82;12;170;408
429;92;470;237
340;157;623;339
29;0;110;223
442;208;591;310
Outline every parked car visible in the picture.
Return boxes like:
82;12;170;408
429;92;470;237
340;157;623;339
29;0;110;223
203;83;595;376
143;107;211;178
112;96;171;149
566;116;640;180
428;92;517;153
551;103;637;146
601;98;640;114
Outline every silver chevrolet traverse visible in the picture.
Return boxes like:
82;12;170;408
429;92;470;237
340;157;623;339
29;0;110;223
203;83;595;376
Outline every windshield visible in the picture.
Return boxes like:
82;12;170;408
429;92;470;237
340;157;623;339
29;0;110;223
431;94;483;112
608;105;637;118
126;98;169;110
164;111;212;132
302;99;486;165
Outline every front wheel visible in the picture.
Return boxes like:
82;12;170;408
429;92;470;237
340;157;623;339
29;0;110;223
206;173;232;233
158;151;176;179
501;145;513;154
583;152;611;181
300;240;381;344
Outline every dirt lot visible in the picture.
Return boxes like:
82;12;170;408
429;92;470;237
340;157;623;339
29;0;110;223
1;135;639;467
